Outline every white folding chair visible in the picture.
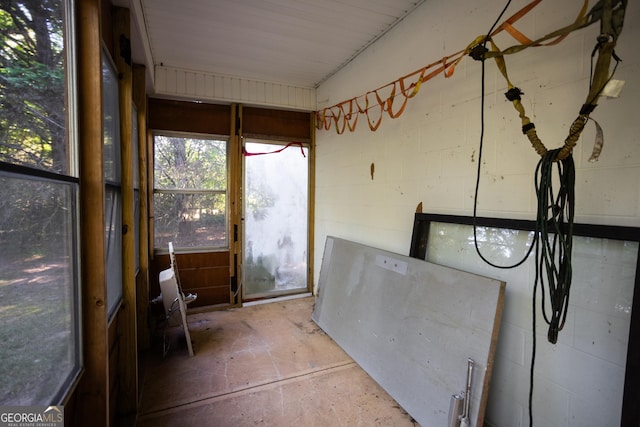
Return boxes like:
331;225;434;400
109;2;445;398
168;242;198;305
159;266;194;356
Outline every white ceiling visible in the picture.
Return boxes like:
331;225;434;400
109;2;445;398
118;0;426;90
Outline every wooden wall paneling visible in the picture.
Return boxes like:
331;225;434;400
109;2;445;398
154;66;316;111
75;0;109;425
147;98;231;135
177;268;229;307
193;286;234;307
171;251;230;307
112;6;138;417
108;318;119;425
242;107;311;141
175;249;229;269
148;254;170;306
133;64;150;351
178;265;230;284
149;251;231;308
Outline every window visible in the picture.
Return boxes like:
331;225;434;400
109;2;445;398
0;0;81;405
133;105;140;273
103;50;122;319
154;134;228;250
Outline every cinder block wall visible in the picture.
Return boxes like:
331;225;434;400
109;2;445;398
315;0;639;426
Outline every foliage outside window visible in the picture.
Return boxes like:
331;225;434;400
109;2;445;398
1;1;66;173
154;134;228;250
0;0;81;405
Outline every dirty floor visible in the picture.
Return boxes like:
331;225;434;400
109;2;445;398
136;296;418;426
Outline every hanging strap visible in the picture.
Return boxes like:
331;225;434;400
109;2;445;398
243;142;306;157
482;0;624;160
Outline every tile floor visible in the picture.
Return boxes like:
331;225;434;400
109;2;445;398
136;296;418;426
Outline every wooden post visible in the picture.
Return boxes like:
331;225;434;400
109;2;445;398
229;104;243;306
112;6;138;416
133;64;151;350
76;0;108;425
147;128;155;258
308;113;316;295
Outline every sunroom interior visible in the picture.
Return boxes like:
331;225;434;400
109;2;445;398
1;0;639;426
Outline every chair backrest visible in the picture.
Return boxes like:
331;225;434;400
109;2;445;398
158;266;193;356
168;242;185;296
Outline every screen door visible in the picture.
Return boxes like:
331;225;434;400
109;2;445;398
243;141;309;298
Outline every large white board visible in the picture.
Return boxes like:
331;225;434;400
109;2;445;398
312;237;505;427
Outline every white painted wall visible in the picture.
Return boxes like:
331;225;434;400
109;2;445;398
154;65;316;111
315;0;639;426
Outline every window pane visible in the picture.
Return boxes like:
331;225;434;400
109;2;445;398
154;136;227;190
153;134;228;250
0;2;68;174
244;142;308;296
0;0;80;406
423;221;637;425
102;52;120;183
0;173;80;404
154;192;227;248
133;107;140;271
102;50;122;318
105;188;122;318
134;190;140;272
132;105;139;189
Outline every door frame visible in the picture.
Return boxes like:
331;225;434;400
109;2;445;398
240;137;312;301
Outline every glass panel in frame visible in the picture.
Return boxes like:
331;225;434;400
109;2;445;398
243;142;309;297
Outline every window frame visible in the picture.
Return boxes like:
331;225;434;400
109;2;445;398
409;212;640;426
241;138;311;299
102;47;123;320
153;131;230;253
0;0;83;405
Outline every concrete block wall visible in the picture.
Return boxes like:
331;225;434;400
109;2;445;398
315;0;640;425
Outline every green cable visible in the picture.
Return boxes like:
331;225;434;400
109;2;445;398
534;149;575;345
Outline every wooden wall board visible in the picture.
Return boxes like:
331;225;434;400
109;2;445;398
312;237;505;427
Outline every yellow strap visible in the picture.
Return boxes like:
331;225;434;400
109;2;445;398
399;68;425;99
486;0;615;160
484;0;590;60
445;36;485;78
331;106;346;135
586;40;616;106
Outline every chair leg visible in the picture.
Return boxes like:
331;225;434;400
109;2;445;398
177;296;194;356
162;298;179;358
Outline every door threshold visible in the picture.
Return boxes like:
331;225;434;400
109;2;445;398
242;292;313;307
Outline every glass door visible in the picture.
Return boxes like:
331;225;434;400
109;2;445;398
243;140;309;299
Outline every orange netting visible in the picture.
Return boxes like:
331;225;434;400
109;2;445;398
315;0;596;134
